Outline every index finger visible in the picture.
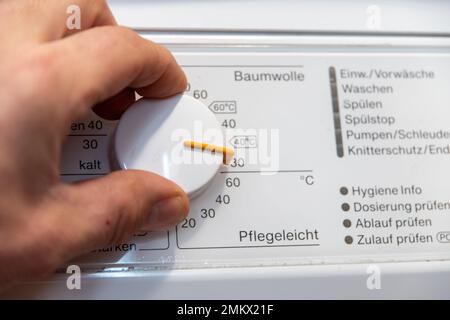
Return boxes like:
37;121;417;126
18;26;187;125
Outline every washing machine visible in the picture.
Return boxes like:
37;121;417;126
3;0;450;299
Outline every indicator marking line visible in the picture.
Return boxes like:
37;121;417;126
184;140;235;165
220;169;313;174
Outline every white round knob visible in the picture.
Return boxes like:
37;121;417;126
113;94;225;198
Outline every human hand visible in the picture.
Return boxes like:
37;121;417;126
0;0;189;289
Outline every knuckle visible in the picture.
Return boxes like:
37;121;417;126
152;44;172;71
112;27;170;73
100;178;143;244
106;207;135;245
93;26;140;64
100;26;139;46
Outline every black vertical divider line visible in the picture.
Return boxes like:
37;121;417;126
329;66;344;158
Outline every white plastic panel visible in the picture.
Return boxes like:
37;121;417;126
54;41;450;273
2;261;450;299
109;0;450;35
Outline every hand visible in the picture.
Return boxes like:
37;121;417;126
0;0;190;289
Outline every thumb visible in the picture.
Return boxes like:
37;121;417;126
46;170;189;259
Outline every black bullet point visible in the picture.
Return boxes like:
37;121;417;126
345;236;353;244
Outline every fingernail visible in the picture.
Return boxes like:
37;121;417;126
143;196;187;230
